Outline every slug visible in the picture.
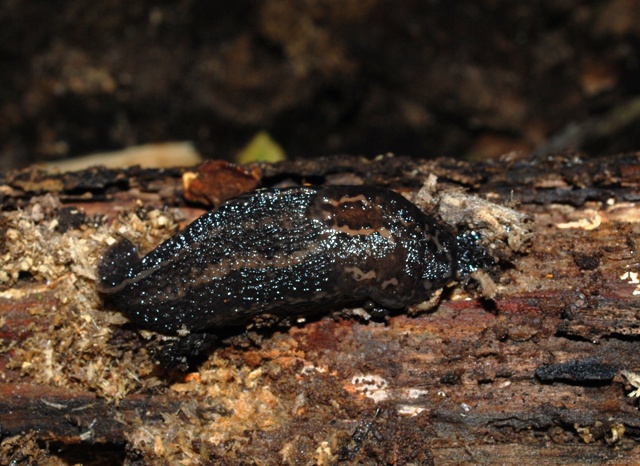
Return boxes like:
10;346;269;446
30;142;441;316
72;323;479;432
97;185;491;334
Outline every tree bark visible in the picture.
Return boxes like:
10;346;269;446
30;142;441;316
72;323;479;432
0;154;639;465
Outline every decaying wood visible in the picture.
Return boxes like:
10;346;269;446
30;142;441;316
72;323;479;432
1;154;639;465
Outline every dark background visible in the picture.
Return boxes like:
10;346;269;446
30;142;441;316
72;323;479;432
1;0;639;170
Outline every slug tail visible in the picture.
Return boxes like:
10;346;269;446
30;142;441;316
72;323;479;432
96;238;141;294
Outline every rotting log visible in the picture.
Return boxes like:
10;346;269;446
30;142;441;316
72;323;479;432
0;154;639;465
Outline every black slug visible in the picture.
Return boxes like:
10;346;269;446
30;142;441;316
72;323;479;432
97;185;490;334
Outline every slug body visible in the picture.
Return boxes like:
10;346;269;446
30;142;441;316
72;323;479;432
98;186;471;334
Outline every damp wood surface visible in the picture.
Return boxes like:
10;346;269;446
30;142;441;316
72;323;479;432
1;154;640;465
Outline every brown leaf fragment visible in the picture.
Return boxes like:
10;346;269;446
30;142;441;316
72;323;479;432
182;160;262;206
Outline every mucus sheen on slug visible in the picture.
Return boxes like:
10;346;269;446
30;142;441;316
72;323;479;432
97;185;485;334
